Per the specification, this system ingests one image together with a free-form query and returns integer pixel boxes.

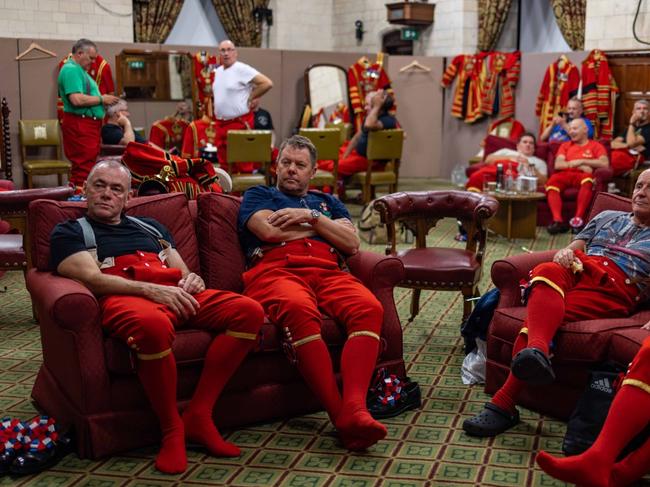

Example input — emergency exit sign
[401,27,419,41]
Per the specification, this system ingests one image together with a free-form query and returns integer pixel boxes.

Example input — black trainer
[547,221,570,235]
[462,403,520,437]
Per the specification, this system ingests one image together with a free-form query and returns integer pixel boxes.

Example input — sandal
[511,347,555,385]
[462,403,520,437]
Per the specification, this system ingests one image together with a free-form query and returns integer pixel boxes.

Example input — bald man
[212,40,273,173]
[545,118,609,234]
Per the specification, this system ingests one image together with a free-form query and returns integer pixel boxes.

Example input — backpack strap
[125,215,164,239]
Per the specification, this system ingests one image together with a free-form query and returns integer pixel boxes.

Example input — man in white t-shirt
[466,133,548,192]
[212,40,273,173]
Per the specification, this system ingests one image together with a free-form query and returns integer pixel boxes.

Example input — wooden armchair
[374,190,499,322]
[226,130,272,193]
[19,119,72,188]
[298,128,340,190]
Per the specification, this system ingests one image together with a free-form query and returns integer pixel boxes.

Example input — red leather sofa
[467,135,614,226]
[25,192,406,459]
[485,192,650,420]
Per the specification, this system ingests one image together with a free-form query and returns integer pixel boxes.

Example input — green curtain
[211,0,270,47]
[550,0,586,50]
[134,0,184,43]
[478,0,514,51]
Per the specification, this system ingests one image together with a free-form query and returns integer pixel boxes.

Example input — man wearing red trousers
[545,118,609,235]
[238,135,387,451]
[537,333,650,486]
[58,39,119,187]
[49,160,265,474]
[463,169,650,440]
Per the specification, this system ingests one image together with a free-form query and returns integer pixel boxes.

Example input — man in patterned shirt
[463,168,650,438]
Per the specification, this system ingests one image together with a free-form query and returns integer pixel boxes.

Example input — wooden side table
[487,191,546,239]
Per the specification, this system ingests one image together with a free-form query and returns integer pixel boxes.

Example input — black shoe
[9,435,73,476]
[547,221,570,235]
[511,347,556,385]
[462,403,520,437]
[367,381,422,419]
[0,449,17,475]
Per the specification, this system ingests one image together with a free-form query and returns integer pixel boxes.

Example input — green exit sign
[401,27,419,41]
[128,60,145,70]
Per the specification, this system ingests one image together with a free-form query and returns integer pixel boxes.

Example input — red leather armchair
[485,192,650,420]
[26,192,406,459]
[467,135,614,226]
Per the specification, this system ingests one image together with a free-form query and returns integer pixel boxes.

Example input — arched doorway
[382,29,413,55]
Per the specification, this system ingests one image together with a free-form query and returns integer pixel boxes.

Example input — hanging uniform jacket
[348,54,396,132]
[582,50,619,140]
[441,54,485,123]
[480,51,520,119]
[149,117,190,153]
[535,55,581,137]
[193,51,219,118]
[56,53,115,123]
[181,118,218,158]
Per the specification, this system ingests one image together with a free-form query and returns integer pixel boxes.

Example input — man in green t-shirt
[58,38,119,187]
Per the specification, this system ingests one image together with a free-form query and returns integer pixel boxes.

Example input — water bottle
[496,163,504,191]
[505,168,515,194]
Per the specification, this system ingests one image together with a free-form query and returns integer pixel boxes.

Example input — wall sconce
[355,20,365,41]
[253,7,273,26]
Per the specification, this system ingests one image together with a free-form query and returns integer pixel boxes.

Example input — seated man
[466,132,547,192]
[101,99,146,146]
[463,168,650,439]
[50,160,264,474]
[536,333,650,486]
[610,99,650,177]
[238,135,387,451]
[540,97,595,143]
[318,89,397,178]
[545,118,609,234]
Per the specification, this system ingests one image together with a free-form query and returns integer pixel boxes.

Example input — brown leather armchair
[26,192,406,459]
[374,190,499,322]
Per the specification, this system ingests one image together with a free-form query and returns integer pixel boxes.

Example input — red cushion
[608,325,650,367]
[29,193,199,272]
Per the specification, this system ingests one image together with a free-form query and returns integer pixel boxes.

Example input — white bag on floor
[460,338,487,385]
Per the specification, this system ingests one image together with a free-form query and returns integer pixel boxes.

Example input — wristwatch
[309,209,321,225]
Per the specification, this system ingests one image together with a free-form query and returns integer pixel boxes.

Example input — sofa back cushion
[483,134,550,163]
[29,192,200,273]
[196,192,246,293]
[586,192,631,222]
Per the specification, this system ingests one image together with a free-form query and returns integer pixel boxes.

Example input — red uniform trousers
[491,251,639,415]
[61,112,102,186]
[243,239,386,450]
[611,149,641,177]
[215,112,257,174]
[317,141,369,177]
[466,162,518,192]
[545,169,594,222]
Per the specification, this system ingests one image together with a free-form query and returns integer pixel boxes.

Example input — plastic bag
[460,338,487,385]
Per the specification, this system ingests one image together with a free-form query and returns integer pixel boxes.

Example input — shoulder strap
[76,217,99,264]
[125,215,164,239]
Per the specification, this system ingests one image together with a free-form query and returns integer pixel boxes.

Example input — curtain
[478,0,514,51]
[134,0,184,43]
[550,0,586,50]
[211,0,270,47]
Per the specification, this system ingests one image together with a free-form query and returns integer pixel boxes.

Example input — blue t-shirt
[238,185,351,259]
[548,116,594,142]
[356,114,398,157]
[576,210,650,290]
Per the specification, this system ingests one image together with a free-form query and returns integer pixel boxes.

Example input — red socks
[183,334,256,458]
[546,190,563,223]
[294,337,342,422]
[536,384,650,486]
[525,284,565,356]
[575,183,593,222]
[491,333,527,414]
[335,335,387,451]
[137,354,187,474]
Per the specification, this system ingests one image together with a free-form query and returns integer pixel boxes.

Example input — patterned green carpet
[0,202,630,487]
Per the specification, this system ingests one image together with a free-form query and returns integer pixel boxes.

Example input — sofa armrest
[26,270,111,413]
[593,166,614,192]
[491,250,556,308]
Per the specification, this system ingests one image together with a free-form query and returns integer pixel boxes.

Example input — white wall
[165,0,227,46]
[0,0,133,41]
[585,0,650,50]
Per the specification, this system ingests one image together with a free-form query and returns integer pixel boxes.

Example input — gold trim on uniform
[137,348,172,360]
[519,327,529,335]
[225,330,258,341]
[293,334,321,348]
[622,378,650,395]
[530,276,565,298]
[349,330,380,341]
[545,185,561,192]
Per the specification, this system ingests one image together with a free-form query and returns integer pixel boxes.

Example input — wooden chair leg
[27,173,33,189]
[57,173,63,185]
[409,288,422,322]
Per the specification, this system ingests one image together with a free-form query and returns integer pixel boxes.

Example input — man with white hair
[101,98,146,146]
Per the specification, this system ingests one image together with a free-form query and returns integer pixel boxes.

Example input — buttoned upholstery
[374,190,499,322]
[19,119,72,188]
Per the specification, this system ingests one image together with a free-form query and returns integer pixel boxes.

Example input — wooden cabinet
[607,51,650,135]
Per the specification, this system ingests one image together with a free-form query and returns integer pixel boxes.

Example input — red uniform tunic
[149,117,189,152]
[193,52,219,118]
[480,51,520,119]
[348,55,396,132]
[582,50,619,140]
[536,55,580,137]
[440,54,485,123]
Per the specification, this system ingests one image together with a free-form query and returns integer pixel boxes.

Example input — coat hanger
[399,59,431,73]
[15,42,57,61]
